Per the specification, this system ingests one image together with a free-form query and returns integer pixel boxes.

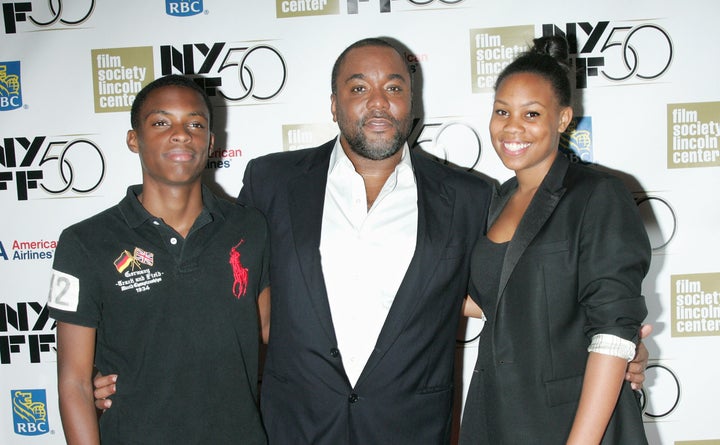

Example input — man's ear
[330,93,338,123]
[127,129,139,154]
[208,132,215,154]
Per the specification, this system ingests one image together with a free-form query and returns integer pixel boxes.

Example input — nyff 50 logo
[2,0,95,34]
[166,0,203,16]
[1,302,55,364]
[11,389,50,436]
[542,20,673,88]
[160,42,287,102]
[411,119,482,172]
[0,136,105,200]
[0,61,22,111]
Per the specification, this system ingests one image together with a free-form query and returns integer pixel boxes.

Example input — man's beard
[341,112,412,161]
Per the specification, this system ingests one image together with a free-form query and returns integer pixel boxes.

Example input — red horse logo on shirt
[229,240,249,298]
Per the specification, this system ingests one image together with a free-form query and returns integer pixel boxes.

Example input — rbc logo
[166,0,203,16]
[0,61,22,111]
[11,389,49,436]
[560,116,593,163]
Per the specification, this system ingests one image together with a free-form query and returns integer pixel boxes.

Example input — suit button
[348,393,359,403]
[330,348,340,358]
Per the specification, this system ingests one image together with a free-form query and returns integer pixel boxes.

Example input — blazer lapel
[356,153,454,386]
[496,154,570,301]
[287,142,337,344]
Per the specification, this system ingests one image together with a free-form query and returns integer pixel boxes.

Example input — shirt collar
[328,136,414,178]
[119,184,224,229]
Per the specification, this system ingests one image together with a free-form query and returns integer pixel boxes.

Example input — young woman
[460,36,650,444]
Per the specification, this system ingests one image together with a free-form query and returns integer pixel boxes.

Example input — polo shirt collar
[119,184,225,229]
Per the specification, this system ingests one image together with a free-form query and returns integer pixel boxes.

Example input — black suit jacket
[238,140,491,445]
[460,154,650,444]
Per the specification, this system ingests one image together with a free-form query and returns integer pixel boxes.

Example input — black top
[463,236,508,440]
[468,236,508,312]
[49,185,268,445]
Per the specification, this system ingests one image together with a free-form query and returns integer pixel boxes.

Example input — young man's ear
[127,129,139,154]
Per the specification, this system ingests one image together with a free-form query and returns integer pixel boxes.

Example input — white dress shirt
[320,139,418,386]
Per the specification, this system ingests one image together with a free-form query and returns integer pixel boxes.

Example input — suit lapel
[287,142,338,344]
[356,154,454,386]
[496,155,570,301]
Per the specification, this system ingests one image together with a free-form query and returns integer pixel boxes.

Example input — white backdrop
[1,1,719,443]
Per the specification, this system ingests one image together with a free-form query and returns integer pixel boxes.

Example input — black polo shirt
[49,185,268,444]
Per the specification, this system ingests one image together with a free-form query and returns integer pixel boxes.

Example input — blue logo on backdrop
[166,0,203,16]
[0,61,22,111]
[11,389,49,436]
[560,116,593,163]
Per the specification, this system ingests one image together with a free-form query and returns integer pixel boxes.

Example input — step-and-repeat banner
[1,1,718,443]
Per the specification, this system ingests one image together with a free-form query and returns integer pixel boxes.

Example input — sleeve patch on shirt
[48,269,80,312]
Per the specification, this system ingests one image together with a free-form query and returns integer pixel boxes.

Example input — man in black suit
[238,38,492,444]
[93,38,650,445]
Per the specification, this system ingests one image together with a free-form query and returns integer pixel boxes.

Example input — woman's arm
[56,321,100,445]
[568,176,651,443]
[566,352,627,445]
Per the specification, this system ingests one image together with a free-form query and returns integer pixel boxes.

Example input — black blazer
[460,154,650,444]
[238,139,491,445]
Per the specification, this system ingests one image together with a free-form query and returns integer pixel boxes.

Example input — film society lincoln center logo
[667,102,720,169]
[92,47,154,113]
[672,272,720,337]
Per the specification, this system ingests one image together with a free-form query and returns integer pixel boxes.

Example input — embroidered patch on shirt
[113,247,164,294]
[114,249,141,273]
[229,240,249,298]
[133,247,154,267]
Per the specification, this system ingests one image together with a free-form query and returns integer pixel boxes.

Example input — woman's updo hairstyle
[495,36,573,107]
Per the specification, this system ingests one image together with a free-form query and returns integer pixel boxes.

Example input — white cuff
[588,333,636,362]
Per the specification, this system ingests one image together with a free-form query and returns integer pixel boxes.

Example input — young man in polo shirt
[48,75,269,445]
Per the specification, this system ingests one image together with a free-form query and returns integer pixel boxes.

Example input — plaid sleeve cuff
[588,333,636,361]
